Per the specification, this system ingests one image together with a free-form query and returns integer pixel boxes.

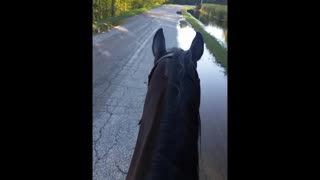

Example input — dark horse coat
[126,28,204,180]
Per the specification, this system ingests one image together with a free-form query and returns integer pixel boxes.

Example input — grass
[199,3,227,27]
[93,4,162,34]
[181,7,227,72]
[200,3,227,21]
[162,3,177,6]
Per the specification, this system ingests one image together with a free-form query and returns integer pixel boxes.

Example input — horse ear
[152,28,166,62]
[189,32,204,63]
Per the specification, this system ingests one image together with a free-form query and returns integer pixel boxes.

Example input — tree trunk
[111,0,115,17]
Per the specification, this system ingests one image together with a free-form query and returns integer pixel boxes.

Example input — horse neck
[147,82,200,180]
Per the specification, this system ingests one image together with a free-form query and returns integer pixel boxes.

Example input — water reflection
[188,8,227,47]
[178,19,227,75]
[179,20,188,28]
[204,25,226,46]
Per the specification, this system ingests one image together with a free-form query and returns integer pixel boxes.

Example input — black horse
[126,28,204,180]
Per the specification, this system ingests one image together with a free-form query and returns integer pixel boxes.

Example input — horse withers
[126,28,204,180]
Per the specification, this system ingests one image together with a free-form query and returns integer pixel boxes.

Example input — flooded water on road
[188,7,227,48]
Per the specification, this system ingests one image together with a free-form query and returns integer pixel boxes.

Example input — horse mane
[146,48,201,180]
